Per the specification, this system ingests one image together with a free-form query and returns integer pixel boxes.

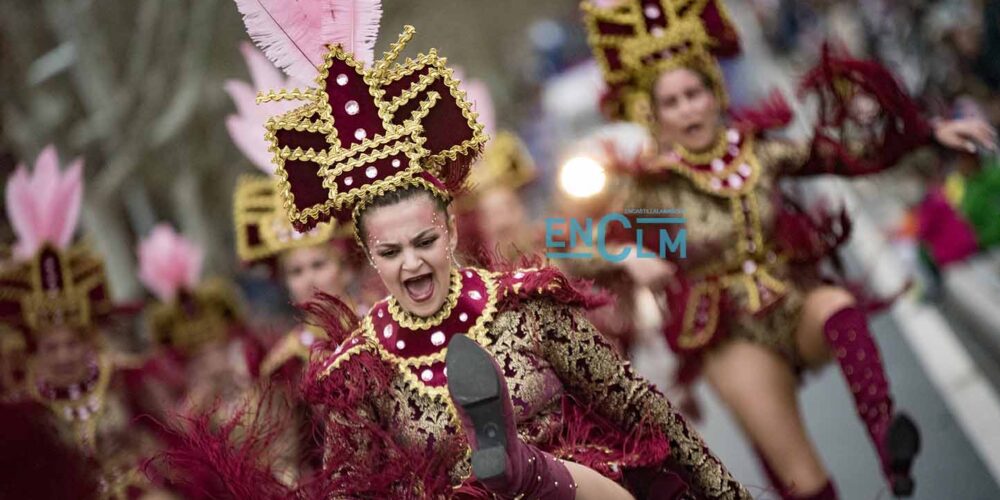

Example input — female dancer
[0,146,162,498]
[137,224,259,414]
[225,43,375,381]
[581,0,997,498]
[256,20,750,498]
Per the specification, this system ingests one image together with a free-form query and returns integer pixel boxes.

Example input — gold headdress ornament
[144,278,243,355]
[226,44,343,264]
[0,244,113,336]
[259,25,487,234]
[233,175,342,263]
[581,0,741,126]
[0,146,114,338]
[137,225,244,355]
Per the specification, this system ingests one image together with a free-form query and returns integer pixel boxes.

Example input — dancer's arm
[531,300,750,499]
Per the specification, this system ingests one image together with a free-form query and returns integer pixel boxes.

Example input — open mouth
[683,122,704,136]
[402,272,435,303]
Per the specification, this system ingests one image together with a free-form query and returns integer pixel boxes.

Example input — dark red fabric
[795,45,933,177]
[321,57,387,147]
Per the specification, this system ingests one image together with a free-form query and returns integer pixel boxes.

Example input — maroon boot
[446,334,576,499]
[824,306,920,496]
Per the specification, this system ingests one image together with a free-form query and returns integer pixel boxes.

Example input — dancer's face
[33,326,94,387]
[653,67,721,151]
[281,244,346,305]
[363,193,457,317]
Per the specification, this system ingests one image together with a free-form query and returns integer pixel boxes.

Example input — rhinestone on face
[378,309,384,318]
[396,340,406,350]
[651,27,665,37]
[644,5,660,18]
[383,325,393,338]
[738,163,753,177]
[465,271,473,278]
[711,158,725,172]
[513,271,525,279]
[468,290,482,300]
[344,177,354,186]
[391,158,401,168]
[727,129,740,143]
[354,128,367,141]
[345,100,360,115]
[459,312,469,322]
[742,260,757,274]
[336,74,349,86]
[431,331,446,346]
[366,166,377,178]
[421,369,433,382]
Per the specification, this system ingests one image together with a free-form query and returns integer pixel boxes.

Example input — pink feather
[323,0,382,66]
[233,0,336,83]
[4,145,83,258]
[462,78,496,138]
[138,224,204,303]
[225,43,303,174]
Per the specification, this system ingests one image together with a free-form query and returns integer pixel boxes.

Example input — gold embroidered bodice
[619,130,810,349]
[28,354,156,498]
[318,268,749,498]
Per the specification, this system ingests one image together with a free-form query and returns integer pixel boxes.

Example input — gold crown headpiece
[145,278,243,355]
[0,244,113,336]
[582,0,741,126]
[233,175,347,263]
[260,26,487,233]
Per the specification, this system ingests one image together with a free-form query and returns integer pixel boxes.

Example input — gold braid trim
[677,280,722,350]
[366,268,499,402]
[371,50,486,169]
[232,175,335,263]
[659,133,762,197]
[386,268,463,330]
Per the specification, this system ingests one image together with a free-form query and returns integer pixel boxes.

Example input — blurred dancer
[160,5,749,496]
[0,146,164,498]
[580,1,997,498]
[225,43,376,383]
[136,224,260,415]
[455,77,542,265]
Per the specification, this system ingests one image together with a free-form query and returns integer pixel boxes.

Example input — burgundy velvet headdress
[581,0,741,125]
[259,25,487,232]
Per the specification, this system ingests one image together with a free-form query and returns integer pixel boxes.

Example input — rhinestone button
[336,74,349,86]
[431,331,446,346]
[354,128,367,141]
[345,100,359,115]
[366,166,377,178]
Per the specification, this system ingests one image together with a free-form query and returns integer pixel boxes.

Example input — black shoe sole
[887,413,921,497]
[446,334,509,482]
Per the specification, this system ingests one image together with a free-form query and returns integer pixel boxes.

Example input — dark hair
[354,186,451,247]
